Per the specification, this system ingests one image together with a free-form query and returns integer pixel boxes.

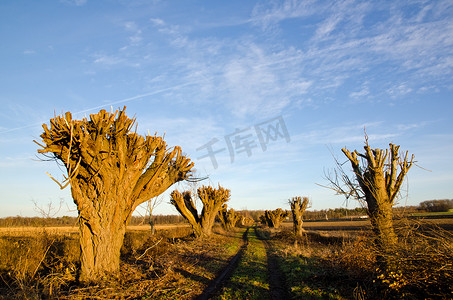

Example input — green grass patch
[221,228,246,256]
[278,255,346,300]
[215,227,270,300]
[411,211,453,217]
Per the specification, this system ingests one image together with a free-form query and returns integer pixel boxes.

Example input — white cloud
[150,18,165,26]
[60,0,87,6]
[124,21,142,45]
[87,0,453,119]
[137,115,225,151]
[315,15,341,39]
[247,0,453,101]
[93,54,123,65]
[222,48,287,117]
[387,83,413,98]
[293,122,394,146]
[251,0,323,30]
[350,85,370,99]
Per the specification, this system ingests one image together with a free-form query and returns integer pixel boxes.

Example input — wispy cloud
[83,0,453,121]
[60,0,87,6]
[123,21,143,45]
[248,0,453,99]
[93,54,123,66]
[250,0,324,30]
[349,85,370,100]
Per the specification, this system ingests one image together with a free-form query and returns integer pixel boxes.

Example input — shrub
[331,220,453,299]
[419,199,453,212]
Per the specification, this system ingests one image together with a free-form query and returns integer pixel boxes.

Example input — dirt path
[196,228,250,300]
[255,227,290,300]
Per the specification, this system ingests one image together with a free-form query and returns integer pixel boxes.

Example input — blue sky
[0,0,452,218]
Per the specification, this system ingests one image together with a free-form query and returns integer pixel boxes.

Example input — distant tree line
[418,199,453,212]
[0,214,187,227]
[129,215,188,226]
[237,207,369,222]
[0,216,77,227]
[1,199,451,228]
[303,207,368,220]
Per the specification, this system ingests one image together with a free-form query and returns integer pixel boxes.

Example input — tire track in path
[255,227,290,300]
[196,228,249,300]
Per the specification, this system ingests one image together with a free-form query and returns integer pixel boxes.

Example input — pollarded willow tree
[326,137,414,253]
[289,196,311,237]
[264,208,289,229]
[218,204,242,231]
[170,185,230,237]
[35,107,193,282]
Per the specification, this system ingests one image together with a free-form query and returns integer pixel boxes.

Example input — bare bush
[331,221,453,299]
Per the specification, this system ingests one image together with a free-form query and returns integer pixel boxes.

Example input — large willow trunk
[264,208,288,229]
[35,107,193,282]
[170,190,203,237]
[342,142,413,268]
[170,185,230,237]
[219,205,242,231]
[78,215,127,279]
[71,181,133,280]
[199,186,231,236]
[362,170,398,250]
[289,196,310,237]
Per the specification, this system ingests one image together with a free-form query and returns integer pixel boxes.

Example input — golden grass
[0,224,243,299]
[1,219,451,299]
[0,223,190,236]
[281,217,453,231]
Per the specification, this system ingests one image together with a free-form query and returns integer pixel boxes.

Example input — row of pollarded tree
[35,107,249,282]
[260,137,414,272]
[260,196,310,237]
[36,106,414,281]
[169,185,252,237]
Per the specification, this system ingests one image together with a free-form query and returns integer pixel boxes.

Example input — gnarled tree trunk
[264,208,289,229]
[341,141,414,268]
[219,205,242,230]
[35,107,193,282]
[170,185,230,237]
[170,190,203,237]
[289,196,310,237]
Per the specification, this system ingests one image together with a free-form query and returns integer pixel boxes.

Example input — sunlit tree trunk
[171,185,230,237]
[219,205,242,230]
[170,190,203,237]
[264,208,289,229]
[36,108,193,282]
[289,196,310,237]
[341,142,414,267]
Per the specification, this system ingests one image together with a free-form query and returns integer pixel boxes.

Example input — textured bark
[289,196,310,237]
[242,216,254,227]
[170,190,202,237]
[199,185,231,236]
[35,107,193,282]
[218,205,242,230]
[342,142,414,257]
[170,185,230,237]
[264,208,289,229]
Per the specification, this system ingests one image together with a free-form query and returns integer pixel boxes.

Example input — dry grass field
[0,224,190,236]
[0,217,451,299]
